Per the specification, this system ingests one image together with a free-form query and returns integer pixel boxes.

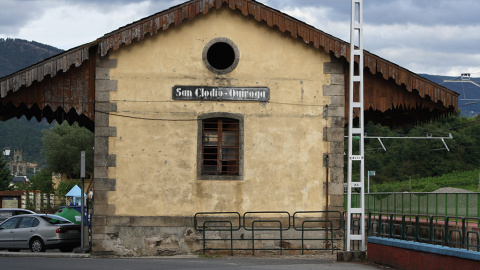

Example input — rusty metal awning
[0,0,459,130]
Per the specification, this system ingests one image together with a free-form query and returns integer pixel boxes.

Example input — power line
[110,99,325,107]
[444,73,480,88]
[95,110,198,122]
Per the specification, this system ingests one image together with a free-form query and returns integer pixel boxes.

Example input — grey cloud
[265,0,480,26]
[65,0,148,7]
[364,27,480,56]
[0,0,149,36]
[146,0,185,15]
[63,0,183,14]
[363,0,480,26]
[0,0,46,35]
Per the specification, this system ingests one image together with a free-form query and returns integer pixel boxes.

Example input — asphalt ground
[0,251,389,269]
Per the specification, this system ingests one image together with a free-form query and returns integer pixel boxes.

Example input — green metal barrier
[346,192,480,218]
[367,212,480,252]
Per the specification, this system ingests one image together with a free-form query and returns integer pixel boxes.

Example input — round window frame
[202,37,240,75]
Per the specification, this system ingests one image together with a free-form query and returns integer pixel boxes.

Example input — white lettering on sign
[194,88,225,98]
[175,88,193,97]
[229,89,266,99]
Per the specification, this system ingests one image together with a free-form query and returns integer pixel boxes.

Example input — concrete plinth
[336,251,367,262]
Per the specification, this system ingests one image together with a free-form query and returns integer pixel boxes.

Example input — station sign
[173,86,269,102]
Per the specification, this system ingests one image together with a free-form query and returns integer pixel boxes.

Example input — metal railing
[346,192,480,218]
[194,211,343,255]
[344,213,364,251]
[368,212,480,252]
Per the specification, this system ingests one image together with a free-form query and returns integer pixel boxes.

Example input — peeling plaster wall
[92,7,344,256]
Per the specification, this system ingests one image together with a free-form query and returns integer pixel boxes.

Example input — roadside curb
[0,251,90,258]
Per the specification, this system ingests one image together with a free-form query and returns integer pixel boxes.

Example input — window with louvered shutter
[201,118,239,175]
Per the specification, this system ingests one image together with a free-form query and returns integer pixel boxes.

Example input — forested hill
[0,116,50,167]
[0,38,63,166]
[0,38,63,77]
[0,38,479,186]
[420,74,480,117]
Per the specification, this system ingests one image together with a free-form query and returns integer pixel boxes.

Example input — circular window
[203,38,239,75]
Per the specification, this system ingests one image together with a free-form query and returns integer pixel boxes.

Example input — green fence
[345,193,480,218]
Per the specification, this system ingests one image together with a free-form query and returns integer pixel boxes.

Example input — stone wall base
[92,216,200,256]
[91,216,344,257]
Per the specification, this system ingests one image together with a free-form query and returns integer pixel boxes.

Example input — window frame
[0,217,21,229]
[197,113,244,180]
[18,217,37,228]
[202,37,240,75]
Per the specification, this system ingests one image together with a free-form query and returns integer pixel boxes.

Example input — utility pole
[444,73,480,104]
[80,151,86,251]
[368,171,375,193]
[444,73,480,88]
[346,0,365,251]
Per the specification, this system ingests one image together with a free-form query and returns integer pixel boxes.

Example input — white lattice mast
[346,0,365,251]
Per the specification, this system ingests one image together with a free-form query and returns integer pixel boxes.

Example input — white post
[347,0,365,251]
[368,173,370,194]
[80,151,85,250]
[368,171,375,194]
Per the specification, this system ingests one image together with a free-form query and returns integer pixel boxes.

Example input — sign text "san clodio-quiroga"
[172,86,270,102]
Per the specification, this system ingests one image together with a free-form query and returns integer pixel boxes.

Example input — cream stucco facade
[92,7,345,256]
[0,0,458,259]
[108,8,334,216]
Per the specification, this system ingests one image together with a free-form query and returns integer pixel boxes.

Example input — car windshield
[40,215,72,224]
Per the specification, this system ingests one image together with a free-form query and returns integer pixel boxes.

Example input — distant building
[7,149,38,176]
[9,175,28,188]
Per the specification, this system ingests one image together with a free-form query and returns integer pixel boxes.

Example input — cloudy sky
[1,0,479,77]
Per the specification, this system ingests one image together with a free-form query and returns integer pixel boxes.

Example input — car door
[13,217,39,249]
[0,217,21,249]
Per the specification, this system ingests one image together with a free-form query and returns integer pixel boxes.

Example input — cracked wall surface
[91,8,345,256]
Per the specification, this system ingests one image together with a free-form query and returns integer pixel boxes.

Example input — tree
[29,169,54,193]
[359,113,480,189]
[0,156,12,190]
[56,179,81,206]
[42,122,94,179]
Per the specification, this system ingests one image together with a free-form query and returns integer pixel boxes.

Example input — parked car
[0,208,36,222]
[0,214,81,252]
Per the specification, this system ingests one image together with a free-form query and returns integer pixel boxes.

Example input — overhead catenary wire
[344,133,453,152]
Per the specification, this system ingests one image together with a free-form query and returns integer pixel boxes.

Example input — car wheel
[30,238,46,252]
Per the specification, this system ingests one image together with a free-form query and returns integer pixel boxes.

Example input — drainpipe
[325,153,330,249]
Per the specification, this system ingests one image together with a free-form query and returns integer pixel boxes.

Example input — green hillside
[0,116,51,167]
[0,38,63,167]
[371,169,480,193]
[0,38,63,77]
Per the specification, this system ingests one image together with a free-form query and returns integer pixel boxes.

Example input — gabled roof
[66,185,86,198]
[0,190,24,196]
[11,176,28,184]
[0,0,458,114]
